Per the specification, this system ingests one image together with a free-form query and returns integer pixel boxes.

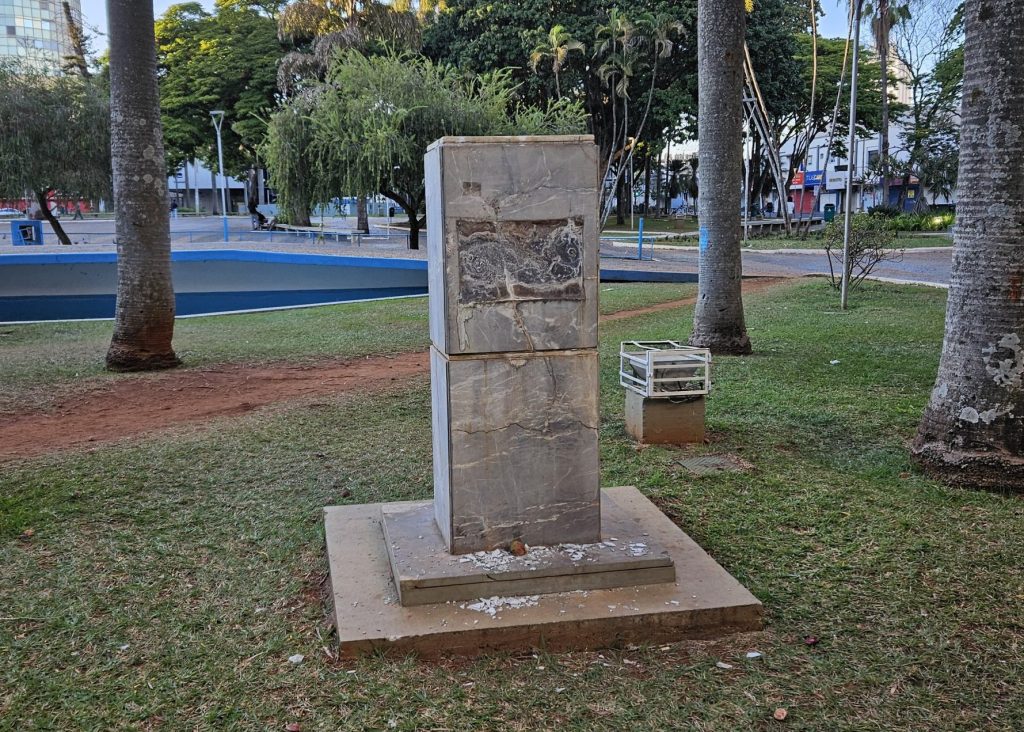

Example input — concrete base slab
[325,486,762,657]
[381,490,675,606]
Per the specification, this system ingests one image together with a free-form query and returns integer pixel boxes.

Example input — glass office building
[0,0,81,70]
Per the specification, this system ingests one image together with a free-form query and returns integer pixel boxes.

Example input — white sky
[79,1,851,50]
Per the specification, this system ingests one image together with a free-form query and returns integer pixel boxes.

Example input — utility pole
[841,0,863,310]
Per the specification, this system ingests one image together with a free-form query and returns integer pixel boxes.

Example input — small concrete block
[325,487,763,657]
[425,136,600,355]
[432,346,600,554]
[382,490,675,606]
[625,391,706,444]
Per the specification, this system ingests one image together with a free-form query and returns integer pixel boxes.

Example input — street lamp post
[840,0,864,310]
[210,110,229,243]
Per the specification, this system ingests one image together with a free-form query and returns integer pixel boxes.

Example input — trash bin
[11,220,44,246]
[823,203,836,223]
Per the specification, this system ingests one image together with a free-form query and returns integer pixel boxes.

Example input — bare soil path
[0,278,788,461]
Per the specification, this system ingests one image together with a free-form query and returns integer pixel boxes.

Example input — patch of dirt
[0,353,429,461]
[1,277,791,461]
[601,277,789,322]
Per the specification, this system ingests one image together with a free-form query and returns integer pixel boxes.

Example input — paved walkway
[2,215,953,287]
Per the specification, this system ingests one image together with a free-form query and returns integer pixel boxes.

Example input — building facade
[0,0,81,69]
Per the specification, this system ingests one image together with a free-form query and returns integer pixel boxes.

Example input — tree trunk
[879,0,890,208]
[356,195,369,233]
[104,0,179,372]
[911,0,1024,490]
[408,214,421,250]
[689,0,751,355]
[35,189,72,246]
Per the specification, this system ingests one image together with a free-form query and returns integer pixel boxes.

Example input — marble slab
[431,346,600,554]
[425,136,600,355]
[382,489,675,606]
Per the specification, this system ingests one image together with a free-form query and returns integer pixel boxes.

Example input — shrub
[822,214,904,290]
[868,204,903,219]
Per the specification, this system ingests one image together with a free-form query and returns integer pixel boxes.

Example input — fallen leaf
[509,539,528,556]
[288,654,304,664]
[773,708,788,721]
[339,488,353,499]
[746,651,762,659]
[803,635,819,646]
[285,724,301,732]
[715,661,734,670]
[19,528,34,541]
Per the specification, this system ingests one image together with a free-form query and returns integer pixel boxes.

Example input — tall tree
[290,50,585,249]
[424,0,697,228]
[156,2,285,176]
[912,0,1023,489]
[261,91,316,226]
[105,0,179,371]
[0,64,110,247]
[890,0,962,210]
[865,0,911,206]
[277,0,421,233]
[689,0,751,354]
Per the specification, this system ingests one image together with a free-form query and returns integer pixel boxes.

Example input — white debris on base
[452,536,649,571]
[460,595,541,617]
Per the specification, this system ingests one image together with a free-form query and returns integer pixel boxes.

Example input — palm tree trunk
[689,0,751,355]
[912,0,1024,490]
[104,0,179,372]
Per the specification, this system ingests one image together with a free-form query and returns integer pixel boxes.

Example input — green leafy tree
[276,0,423,231]
[261,91,316,225]
[424,0,697,226]
[156,1,285,176]
[286,50,586,249]
[890,0,963,210]
[0,63,110,247]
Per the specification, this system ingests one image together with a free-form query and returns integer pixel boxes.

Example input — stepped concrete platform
[325,486,762,657]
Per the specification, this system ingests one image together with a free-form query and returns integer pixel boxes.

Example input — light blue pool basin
[0,249,696,323]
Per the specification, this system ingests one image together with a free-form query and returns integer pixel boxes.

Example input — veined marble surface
[426,137,599,355]
[431,347,600,554]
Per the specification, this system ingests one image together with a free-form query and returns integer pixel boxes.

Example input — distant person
[170,200,178,219]
[764,201,774,217]
[72,202,84,220]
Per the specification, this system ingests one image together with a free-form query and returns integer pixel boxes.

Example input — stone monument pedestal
[323,136,760,656]
[624,392,707,445]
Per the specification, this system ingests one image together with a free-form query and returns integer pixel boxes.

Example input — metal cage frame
[619,341,711,398]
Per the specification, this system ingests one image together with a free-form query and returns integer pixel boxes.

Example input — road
[602,242,953,287]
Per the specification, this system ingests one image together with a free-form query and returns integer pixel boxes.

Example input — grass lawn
[0,283,695,415]
[3,281,1023,730]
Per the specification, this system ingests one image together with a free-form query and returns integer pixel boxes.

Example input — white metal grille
[619,341,711,398]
